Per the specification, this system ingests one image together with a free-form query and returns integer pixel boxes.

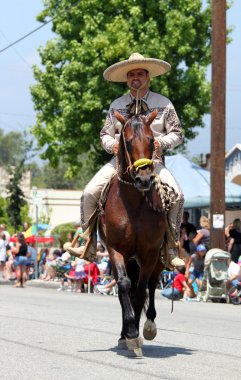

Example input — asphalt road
[0,285,241,380]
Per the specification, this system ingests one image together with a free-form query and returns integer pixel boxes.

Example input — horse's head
[115,110,158,192]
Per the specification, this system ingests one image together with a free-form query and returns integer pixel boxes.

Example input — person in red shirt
[161,266,189,300]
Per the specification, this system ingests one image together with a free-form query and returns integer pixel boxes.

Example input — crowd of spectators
[1,214,241,301]
[162,214,241,302]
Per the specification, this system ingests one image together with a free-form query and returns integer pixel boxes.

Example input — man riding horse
[67,52,185,268]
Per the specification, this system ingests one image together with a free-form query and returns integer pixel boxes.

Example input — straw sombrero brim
[103,57,171,82]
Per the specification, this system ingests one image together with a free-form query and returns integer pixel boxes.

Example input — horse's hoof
[126,336,143,357]
[128,347,143,358]
[143,319,157,340]
[118,338,127,349]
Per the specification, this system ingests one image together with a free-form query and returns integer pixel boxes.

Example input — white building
[225,144,241,186]
[0,166,81,228]
[28,188,82,228]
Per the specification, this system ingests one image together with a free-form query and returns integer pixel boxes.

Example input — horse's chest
[105,192,164,238]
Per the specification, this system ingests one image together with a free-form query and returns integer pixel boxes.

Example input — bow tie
[126,99,149,116]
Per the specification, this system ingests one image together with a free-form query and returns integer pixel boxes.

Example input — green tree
[51,222,76,248]
[0,197,10,226]
[6,137,35,231]
[30,0,225,181]
[6,162,27,231]
[0,129,28,167]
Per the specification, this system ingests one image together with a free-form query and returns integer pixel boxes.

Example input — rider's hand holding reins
[112,143,119,155]
[154,140,160,151]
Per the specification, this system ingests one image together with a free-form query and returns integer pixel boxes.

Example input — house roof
[225,144,241,158]
[165,154,241,209]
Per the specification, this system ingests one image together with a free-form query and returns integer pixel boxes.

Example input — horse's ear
[114,111,126,126]
[147,109,158,126]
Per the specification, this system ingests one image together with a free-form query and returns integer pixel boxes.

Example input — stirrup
[170,256,185,267]
[169,248,185,268]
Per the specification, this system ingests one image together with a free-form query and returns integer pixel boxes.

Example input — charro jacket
[100,90,183,158]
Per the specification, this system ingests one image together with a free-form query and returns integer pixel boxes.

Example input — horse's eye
[125,139,133,150]
[148,137,154,144]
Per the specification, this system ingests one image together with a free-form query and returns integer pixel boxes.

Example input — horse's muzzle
[134,168,155,192]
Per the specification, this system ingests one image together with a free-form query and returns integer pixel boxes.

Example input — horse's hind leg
[143,263,162,340]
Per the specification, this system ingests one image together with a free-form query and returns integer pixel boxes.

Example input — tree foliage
[51,222,76,248]
[0,129,28,167]
[31,0,213,180]
[6,161,27,231]
[5,136,34,231]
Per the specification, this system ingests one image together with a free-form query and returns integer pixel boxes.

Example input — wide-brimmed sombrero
[103,52,171,82]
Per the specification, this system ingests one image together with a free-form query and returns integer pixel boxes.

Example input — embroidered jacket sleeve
[100,96,128,154]
[100,108,117,154]
[100,92,183,154]
[154,101,183,151]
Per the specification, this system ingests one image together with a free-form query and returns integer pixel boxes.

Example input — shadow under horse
[99,110,167,357]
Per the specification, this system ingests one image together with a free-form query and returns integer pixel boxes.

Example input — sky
[0,0,240,162]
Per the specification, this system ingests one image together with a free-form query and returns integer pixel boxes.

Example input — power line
[0,0,81,55]
[0,29,32,69]
[0,17,55,54]
[0,112,35,118]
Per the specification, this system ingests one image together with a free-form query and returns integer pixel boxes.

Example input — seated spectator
[42,249,61,281]
[84,261,100,292]
[55,252,74,291]
[96,278,117,295]
[161,266,189,300]
[228,255,241,288]
[187,244,207,298]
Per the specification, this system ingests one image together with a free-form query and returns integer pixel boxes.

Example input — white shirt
[228,261,241,281]
[0,239,6,261]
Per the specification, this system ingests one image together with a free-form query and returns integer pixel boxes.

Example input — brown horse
[99,110,167,357]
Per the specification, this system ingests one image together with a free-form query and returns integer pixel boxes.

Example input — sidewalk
[0,278,61,289]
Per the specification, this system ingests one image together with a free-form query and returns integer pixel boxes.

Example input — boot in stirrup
[169,248,185,268]
[66,234,97,262]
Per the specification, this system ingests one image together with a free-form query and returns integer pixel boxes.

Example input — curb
[0,279,61,289]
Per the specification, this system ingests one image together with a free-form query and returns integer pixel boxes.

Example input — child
[187,244,207,297]
[161,266,189,300]
[73,257,86,293]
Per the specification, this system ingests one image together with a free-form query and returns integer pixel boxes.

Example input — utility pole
[210,0,226,249]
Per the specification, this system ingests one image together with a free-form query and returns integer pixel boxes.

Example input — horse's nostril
[135,177,152,191]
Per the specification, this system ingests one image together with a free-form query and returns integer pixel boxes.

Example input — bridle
[116,115,154,185]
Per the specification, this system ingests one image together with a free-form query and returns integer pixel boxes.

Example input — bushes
[51,222,76,248]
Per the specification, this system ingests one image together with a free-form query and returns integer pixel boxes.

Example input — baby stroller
[201,248,230,302]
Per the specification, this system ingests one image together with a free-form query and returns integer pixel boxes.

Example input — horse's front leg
[108,249,143,356]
